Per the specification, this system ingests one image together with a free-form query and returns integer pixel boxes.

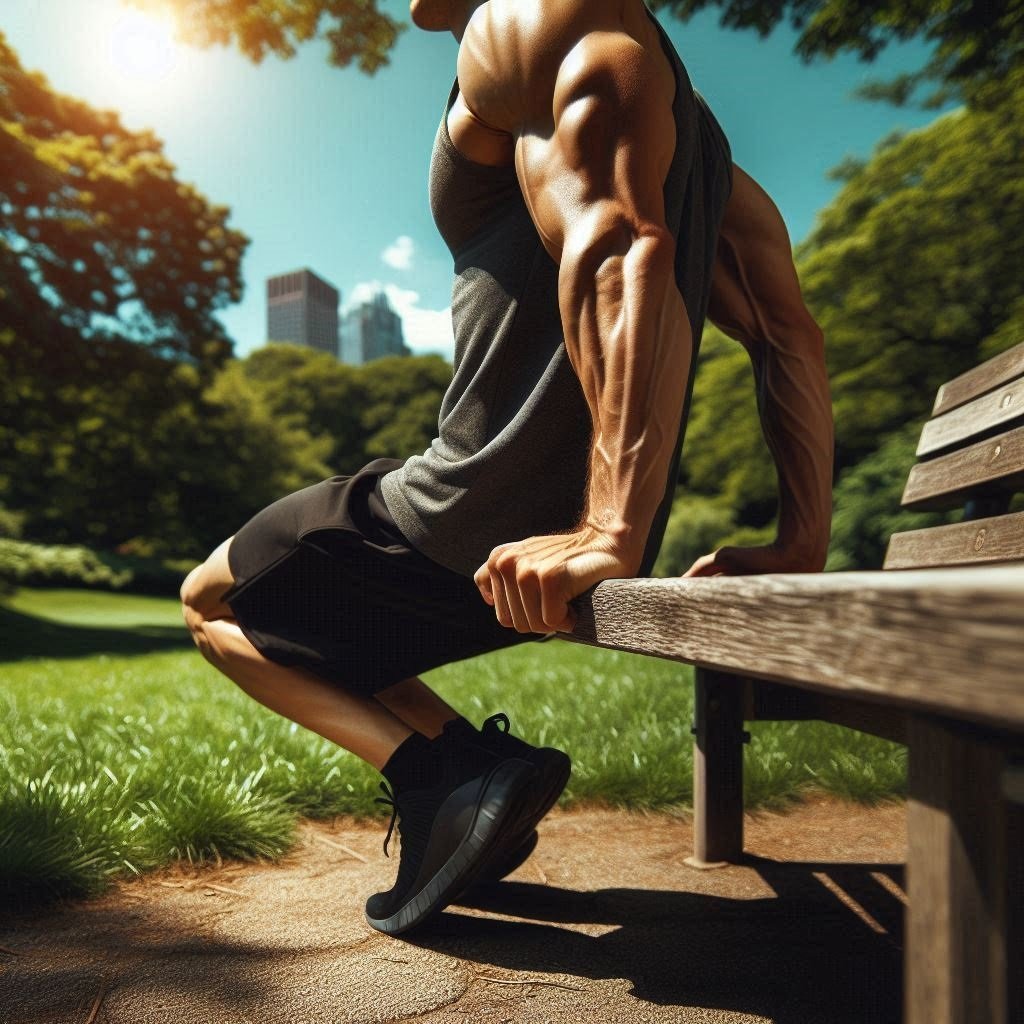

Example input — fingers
[473,561,494,605]
[477,542,573,634]
[682,549,729,577]
[540,580,575,632]
[682,552,718,577]
[487,569,520,630]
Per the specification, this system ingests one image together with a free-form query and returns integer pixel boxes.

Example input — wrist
[582,511,645,575]
[771,536,829,571]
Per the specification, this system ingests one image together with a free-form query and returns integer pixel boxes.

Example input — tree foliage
[127,0,406,74]
[0,32,245,369]
[125,0,1024,111]
[239,343,452,467]
[797,65,1024,466]
[648,0,1024,110]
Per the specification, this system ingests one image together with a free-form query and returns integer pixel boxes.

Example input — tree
[127,0,1022,110]
[797,66,1024,468]
[127,0,405,74]
[241,344,366,469]
[648,0,1023,111]
[161,361,333,555]
[355,353,453,462]
[238,344,453,469]
[0,30,246,369]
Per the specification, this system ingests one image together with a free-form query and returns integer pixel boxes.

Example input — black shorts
[221,458,545,696]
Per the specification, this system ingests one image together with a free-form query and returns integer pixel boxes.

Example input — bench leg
[687,667,745,868]
[906,715,1021,1024]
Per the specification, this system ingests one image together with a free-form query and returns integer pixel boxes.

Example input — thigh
[707,161,822,351]
[226,530,537,695]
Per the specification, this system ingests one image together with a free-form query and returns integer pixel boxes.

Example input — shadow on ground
[416,857,906,1024]
[0,805,907,1023]
[0,603,190,661]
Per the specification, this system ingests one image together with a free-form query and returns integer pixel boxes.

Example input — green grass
[0,586,907,903]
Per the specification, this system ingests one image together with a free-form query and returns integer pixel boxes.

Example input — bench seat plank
[566,565,1024,733]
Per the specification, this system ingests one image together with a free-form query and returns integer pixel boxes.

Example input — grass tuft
[1,587,909,903]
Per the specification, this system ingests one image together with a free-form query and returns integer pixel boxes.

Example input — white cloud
[380,235,415,271]
[343,280,454,362]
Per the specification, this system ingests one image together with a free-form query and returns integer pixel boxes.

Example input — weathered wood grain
[901,424,1024,510]
[917,372,1024,456]
[906,716,1015,1024]
[690,669,745,865]
[565,565,1024,733]
[884,511,1024,569]
[933,340,1024,417]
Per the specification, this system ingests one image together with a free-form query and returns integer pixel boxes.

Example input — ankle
[380,732,443,793]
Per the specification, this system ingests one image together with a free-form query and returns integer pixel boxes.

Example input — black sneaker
[453,713,571,885]
[365,743,539,935]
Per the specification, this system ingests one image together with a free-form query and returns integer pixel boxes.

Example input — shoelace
[374,781,399,858]
[482,711,511,735]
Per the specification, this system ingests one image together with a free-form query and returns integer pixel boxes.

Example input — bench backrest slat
[882,340,1024,572]
[917,369,1024,457]
[901,423,1024,511]
[933,341,1024,417]
[883,509,1024,569]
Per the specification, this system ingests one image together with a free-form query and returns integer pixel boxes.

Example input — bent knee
[182,608,223,666]
[180,564,202,607]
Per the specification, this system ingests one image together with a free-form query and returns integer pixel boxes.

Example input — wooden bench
[565,339,1024,1024]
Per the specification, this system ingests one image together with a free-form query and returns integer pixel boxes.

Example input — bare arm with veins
[472,30,691,634]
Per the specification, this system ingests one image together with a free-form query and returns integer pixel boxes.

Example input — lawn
[0,587,907,903]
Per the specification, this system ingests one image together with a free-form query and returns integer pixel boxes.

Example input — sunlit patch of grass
[1,588,908,902]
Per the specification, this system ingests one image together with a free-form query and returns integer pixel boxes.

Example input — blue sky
[4,0,957,360]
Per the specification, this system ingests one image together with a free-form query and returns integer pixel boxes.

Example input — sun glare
[106,9,179,84]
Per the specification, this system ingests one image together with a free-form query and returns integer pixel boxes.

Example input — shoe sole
[471,748,571,886]
[364,757,538,936]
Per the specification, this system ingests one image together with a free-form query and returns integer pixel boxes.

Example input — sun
[106,9,179,83]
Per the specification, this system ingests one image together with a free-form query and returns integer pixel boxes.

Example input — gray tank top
[380,3,733,579]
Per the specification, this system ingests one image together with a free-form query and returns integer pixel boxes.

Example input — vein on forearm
[560,227,692,563]
[747,332,834,554]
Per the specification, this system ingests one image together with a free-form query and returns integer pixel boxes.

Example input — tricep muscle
[516,30,677,263]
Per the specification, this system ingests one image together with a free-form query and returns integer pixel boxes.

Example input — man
[180,0,834,936]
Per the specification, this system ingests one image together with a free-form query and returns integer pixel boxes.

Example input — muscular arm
[559,211,689,574]
[526,33,689,574]
[697,189,835,576]
[472,28,693,630]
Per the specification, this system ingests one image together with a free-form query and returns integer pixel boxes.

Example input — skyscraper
[339,290,410,365]
[266,268,339,355]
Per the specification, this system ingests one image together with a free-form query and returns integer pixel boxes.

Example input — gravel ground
[0,797,907,1024]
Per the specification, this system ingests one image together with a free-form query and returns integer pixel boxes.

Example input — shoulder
[457,0,664,133]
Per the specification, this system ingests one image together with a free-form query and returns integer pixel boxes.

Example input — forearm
[748,331,835,563]
[560,228,692,572]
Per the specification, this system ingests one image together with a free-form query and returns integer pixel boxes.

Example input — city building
[339,290,409,365]
[266,268,339,355]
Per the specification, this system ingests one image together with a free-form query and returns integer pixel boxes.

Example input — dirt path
[0,798,907,1024]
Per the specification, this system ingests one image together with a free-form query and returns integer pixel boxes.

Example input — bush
[652,494,737,576]
[0,539,194,596]
[0,504,25,540]
[825,422,957,570]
